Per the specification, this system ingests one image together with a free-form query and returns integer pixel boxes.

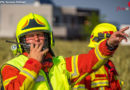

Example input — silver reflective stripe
[73,85,86,90]
[95,46,107,60]
[21,70,35,79]
[92,81,109,86]
[71,55,78,77]
[35,75,45,82]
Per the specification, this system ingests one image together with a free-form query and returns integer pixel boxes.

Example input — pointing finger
[120,27,129,32]
[117,31,129,37]
[122,33,129,37]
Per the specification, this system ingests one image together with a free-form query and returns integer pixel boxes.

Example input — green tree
[81,12,100,40]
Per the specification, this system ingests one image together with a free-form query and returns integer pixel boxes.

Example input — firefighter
[84,23,123,90]
[0,13,129,90]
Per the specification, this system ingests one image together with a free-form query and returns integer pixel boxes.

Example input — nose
[34,34,40,41]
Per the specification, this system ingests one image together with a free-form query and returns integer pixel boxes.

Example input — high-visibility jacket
[1,55,71,90]
[85,60,123,90]
[1,39,116,90]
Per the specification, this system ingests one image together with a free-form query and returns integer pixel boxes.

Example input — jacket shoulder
[5,55,28,70]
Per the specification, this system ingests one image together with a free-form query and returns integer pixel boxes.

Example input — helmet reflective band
[88,23,117,48]
[22,19,45,30]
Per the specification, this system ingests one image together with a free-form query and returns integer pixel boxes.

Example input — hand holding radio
[28,43,49,62]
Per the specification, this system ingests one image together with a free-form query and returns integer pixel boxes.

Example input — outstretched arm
[66,27,129,86]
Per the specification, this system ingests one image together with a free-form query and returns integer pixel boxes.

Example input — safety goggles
[93,31,114,42]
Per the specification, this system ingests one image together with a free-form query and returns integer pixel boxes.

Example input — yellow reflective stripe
[73,84,87,90]
[94,39,111,61]
[91,66,108,81]
[95,45,110,61]
[95,46,104,60]
[71,55,80,79]
[93,40,111,70]
[94,77,107,80]
[20,68,37,80]
[72,72,89,87]
[19,68,37,89]
[99,87,105,90]
[91,80,109,88]
[3,76,17,86]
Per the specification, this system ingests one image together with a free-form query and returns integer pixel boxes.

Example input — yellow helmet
[88,23,117,48]
[16,13,54,53]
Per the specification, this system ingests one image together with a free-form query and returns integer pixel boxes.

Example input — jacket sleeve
[1,58,42,90]
[65,39,117,83]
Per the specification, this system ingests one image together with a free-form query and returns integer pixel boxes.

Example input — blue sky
[52,0,130,25]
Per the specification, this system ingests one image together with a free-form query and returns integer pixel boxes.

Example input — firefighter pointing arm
[65,24,129,89]
[83,23,128,90]
[0,13,129,90]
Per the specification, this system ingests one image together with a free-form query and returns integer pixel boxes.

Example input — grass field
[0,38,130,89]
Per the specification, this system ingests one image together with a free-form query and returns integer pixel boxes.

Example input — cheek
[40,39,44,44]
[39,37,45,43]
[26,39,34,43]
